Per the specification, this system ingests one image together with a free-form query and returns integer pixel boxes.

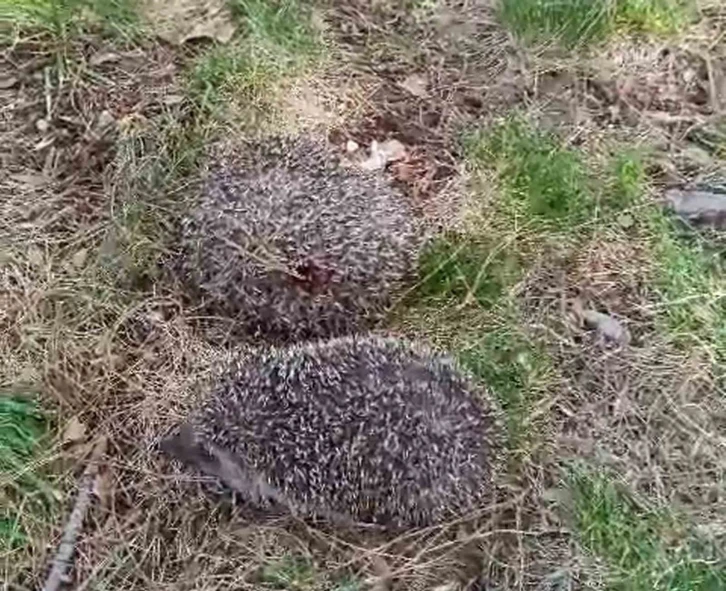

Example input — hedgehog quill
[179,136,423,342]
[162,336,502,528]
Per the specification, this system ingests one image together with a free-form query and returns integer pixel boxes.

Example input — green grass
[499,0,693,47]
[569,467,726,590]
[465,118,593,229]
[604,149,648,211]
[260,555,361,590]
[1,0,140,41]
[188,0,320,116]
[594,145,726,358]
[417,233,523,308]
[0,394,55,553]
[649,212,726,358]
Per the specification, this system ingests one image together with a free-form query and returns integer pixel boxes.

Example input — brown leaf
[63,416,87,444]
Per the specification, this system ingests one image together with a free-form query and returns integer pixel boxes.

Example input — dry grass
[2,0,726,589]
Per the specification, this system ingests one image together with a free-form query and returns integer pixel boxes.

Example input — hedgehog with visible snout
[161,336,502,528]
[179,136,423,342]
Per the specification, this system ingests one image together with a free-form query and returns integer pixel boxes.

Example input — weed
[614,0,693,35]
[458,324,552,450]
[465,118,593,228]
[569,467,726,590]
[261,555,317,590]
[499,0,692,47]
[604,149,648,210]
[499,0,613,47]
[0,395,54,552]
[230,0,318,55]
[417,234,522,308]
[188,44,279,116]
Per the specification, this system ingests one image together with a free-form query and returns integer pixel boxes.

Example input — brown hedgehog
[179,136,422,342]
[162,336,502,528]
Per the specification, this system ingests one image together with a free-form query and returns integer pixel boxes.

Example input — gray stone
[583,310,630,345]
[665,188,726,228]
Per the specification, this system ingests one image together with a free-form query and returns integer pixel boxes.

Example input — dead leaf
[141,0,237,45]
[63,416,87,444]
[399,73,428,97]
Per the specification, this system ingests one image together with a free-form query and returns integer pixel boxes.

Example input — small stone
[71,248,88,269]
[345,139,359,153]
[96,110,116,132]
[665,188,726,228]
[62,416,87,444]
[617,212,634,229]
[583,310,630,345]
[36,119,49,133]
[399,73,428,97]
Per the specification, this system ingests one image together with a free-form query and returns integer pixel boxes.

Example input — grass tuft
[499,0,693,47]
[649,212,726,358]
[2,0,141,41]
[605,149,648,210]
[188,0,320,118]
[417,234,522,308]
[465,118,593,228]
[0,394,54,552]
[569,467,726,590]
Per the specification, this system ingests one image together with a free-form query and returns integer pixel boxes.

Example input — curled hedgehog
[162,336,502,528]
[179,136,423,342]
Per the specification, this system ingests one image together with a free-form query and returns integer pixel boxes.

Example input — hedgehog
[161,335,502,528]
[179,136,423,342]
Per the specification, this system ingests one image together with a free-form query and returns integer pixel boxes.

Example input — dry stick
[42,437,107,591]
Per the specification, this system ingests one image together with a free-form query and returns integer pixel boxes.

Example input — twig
[42,437,107,591]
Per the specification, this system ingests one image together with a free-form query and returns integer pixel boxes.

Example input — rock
[665,188,726,228]
[583,310,630,345]
[95,110,117,137]
[62,416,87,444]
[399,73,428,97]
[346,139,359,153]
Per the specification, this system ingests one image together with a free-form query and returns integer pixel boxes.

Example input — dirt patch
[1,40,181,240]
[323,0,521,215]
